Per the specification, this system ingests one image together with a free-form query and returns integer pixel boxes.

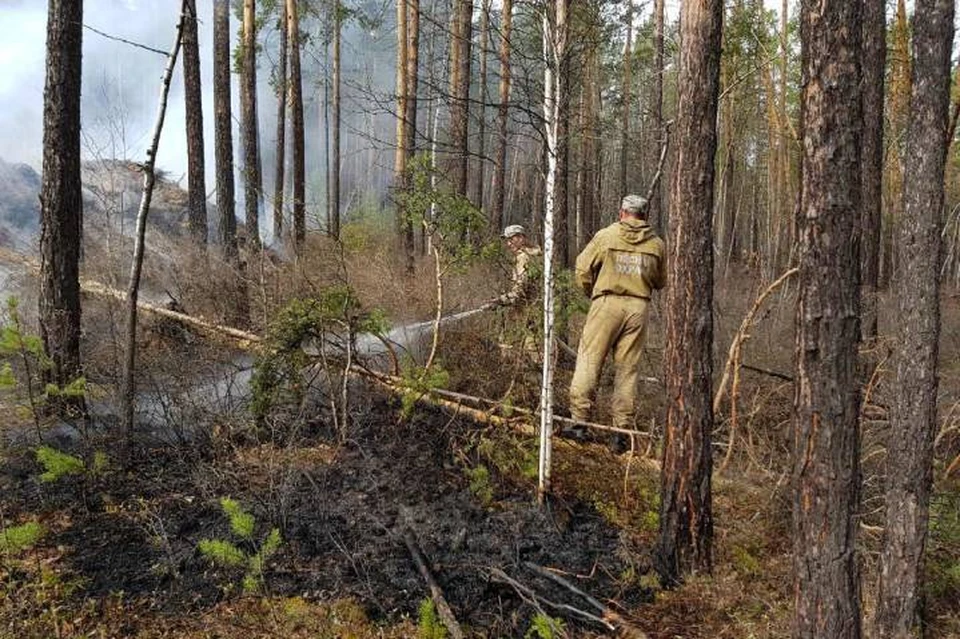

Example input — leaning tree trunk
[490,0,513,234]
[241,0,262,250]
[273,0,288,245]
[182,0,207,246]
[793,0,863,636]
[288,0,305,251]
[121,6,185,449]
[39,0,85,418]
[655,0,721,588]
[876,0,955,635]
[860,0,885,341]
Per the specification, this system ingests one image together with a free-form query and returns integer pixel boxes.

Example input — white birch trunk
[121,4,186,446]
[538,1,562,503]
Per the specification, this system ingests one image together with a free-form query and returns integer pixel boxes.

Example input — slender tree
[182,0,207,245]
[288,0,305,251]
[330,1,342,239]
[213,0,237,259]
[474,0,491,211]
[394,0,412,269]
[655,0,722,587]
[241,0,262,250]
[617,1,633,199]
[273,0,288,244]
[876,0,955,634]
[490,0,513,233]
[39,0,85,417]
[860,0,885,341]
[792,0,863,635]
[553,0,569,266]
[649,0,665,230]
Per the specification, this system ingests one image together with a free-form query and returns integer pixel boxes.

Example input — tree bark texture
[213,0,237,259]
[490,0,512,234]
[860,0,885,341]
[404,0,419,265]
[182,0,207,245]
[273,0,288,244]
[876,0,955,635]
[655,0,722,588]
[448,0,473,198]
[793,0,863,636]
[287,0,305,251]
[241,0,262,250]
[618,1,633,199]
[553,0,569,267]
[39,0,85,416]
[649,0,665,230]
[474,0,490,211]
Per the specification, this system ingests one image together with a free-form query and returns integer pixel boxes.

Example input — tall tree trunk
[273,0,288,245]
[876,0,955,634]
[553,0,569,267]
[576,31,598,252]
[882,0,911,288]
[182,0,207,245]
[490,0,513,233]
[121,6,185,449]
[330,2,342,239]
[404,0,420,262]
[214,0,237,259]
[860,0,885,341]
[655,0,722,587]
[474,0,490,210]
[793,0,863,635]
[618,1,633,199]
[649,0,665,230]
[394,0,412,271]
[241,0,262,250]
[449,0,473,198]
[287,0,305,251]
[39,0,85,417]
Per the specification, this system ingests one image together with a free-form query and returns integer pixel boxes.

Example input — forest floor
[1,245,959,638]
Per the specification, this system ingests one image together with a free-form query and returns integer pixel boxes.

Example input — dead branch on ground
[400,526,465,639]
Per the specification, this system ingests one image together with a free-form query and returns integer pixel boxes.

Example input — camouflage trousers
[568,294,650,429]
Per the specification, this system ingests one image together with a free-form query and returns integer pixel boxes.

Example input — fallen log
[400,526,465,639]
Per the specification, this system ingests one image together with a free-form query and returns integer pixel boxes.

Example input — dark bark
[655,0,721,587]
[649,0,665,230]
[288,0,305,251]
[449,0,473,199]
[474,0,490,211]
[553,0,569,267]
[860,0,885,341]
[273,0,288,244]
[182,0,207,245]
[875,0,955,635]
[618,1,632,199]
[241,0,262,250]
[39,0,85,417]
[213,0,237,260]
[490,0,512,234]
[793,0,863,636]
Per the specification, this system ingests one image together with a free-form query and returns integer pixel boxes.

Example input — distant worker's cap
[502,224,527,239]
[621,194,649,215]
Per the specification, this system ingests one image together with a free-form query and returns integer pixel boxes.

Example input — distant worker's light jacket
[575,218,666,299]
[497,245,542,306]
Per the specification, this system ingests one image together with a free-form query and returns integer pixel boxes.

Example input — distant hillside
[0,157,202,249]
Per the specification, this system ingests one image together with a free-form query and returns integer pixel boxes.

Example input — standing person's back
[568,195,666,451]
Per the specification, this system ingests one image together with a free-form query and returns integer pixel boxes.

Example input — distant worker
[568,194,666,451]
[485,224,542,309]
